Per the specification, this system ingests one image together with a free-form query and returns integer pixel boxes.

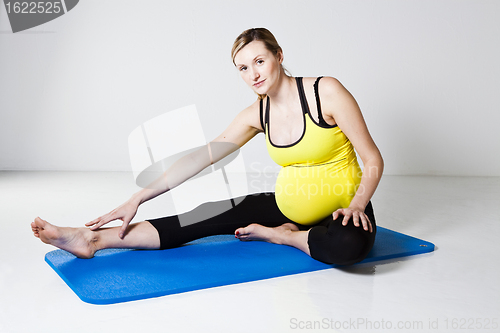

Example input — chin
[253,82,269,94]
[253,87,268,96]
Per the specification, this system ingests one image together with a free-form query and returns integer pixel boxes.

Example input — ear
[277,49,284,64]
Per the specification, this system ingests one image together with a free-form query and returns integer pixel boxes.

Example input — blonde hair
[231,28,288,99]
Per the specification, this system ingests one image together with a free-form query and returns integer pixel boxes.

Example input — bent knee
[318,242,367,266]
[308,226,372,265]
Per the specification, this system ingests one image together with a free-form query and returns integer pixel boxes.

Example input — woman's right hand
[85,198,140,239]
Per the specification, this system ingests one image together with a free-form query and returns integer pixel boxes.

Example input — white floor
[0,172,499,333]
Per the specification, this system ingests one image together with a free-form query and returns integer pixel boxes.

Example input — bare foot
[235,222,300,244]
[31,217,98,259]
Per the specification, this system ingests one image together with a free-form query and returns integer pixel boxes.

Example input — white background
[1,3,499,332]
[1,0,499,176]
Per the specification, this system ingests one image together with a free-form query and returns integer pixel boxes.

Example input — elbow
[374,152,384,177]
[362,151,384,178]
[378,154,384,174]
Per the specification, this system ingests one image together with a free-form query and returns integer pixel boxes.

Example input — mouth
[253,79,266,88]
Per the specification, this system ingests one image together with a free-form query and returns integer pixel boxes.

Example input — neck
[266,74,296,105]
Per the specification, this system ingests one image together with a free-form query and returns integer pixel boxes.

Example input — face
[233,40,282,95]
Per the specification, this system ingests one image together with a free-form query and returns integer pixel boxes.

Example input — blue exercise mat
[45,226,434,305]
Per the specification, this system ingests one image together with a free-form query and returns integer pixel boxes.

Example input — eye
[239,66,247,71]
[256,59,264,65]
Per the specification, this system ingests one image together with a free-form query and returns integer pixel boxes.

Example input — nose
[250,67,260,81]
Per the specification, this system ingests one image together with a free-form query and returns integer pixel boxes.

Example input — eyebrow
[235,54,266,67]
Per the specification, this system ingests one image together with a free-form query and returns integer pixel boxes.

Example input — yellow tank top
[261,77,362,225]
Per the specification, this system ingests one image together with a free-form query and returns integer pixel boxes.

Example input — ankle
[273,227,293,245]
[83,228,100,253]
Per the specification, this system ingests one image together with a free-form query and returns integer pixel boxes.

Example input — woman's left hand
[332,207,373,233]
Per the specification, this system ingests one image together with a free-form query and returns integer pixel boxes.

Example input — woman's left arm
[319,77,384,233]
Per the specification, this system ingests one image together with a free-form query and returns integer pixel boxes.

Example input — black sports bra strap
[296,77,310,115]
[259,98,265,132]
[313,76,329,127]
[264,96,270,129]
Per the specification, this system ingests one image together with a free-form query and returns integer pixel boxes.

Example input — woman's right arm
[86,101,263,238]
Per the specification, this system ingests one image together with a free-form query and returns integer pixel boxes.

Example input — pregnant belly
[274,164,362,225]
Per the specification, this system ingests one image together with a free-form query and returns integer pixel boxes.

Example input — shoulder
[313,77,357,113]
[211,99,263,146]
[301,76,347,98]
[233,98,264,133]
[314,76,346,95]
[301,76,341,86]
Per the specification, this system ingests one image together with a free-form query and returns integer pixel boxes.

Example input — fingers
[354,210,372,233]
[118,219,131,239]
[357,213,372,233]
[86,212,131,239]
[85,217,102,227]
[359,214,370,233]
[342,214,350,227]
[332,209,344,223]
[86,212,116,230]
[334,209,373,233]
[353,212,360,228]
[85,220,95,226]
[332,209,350,226]
[87,217,106,230]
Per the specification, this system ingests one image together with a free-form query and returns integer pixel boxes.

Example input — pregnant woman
[31,28,384,265]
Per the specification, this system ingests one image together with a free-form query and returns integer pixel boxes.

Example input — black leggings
[147,192,376,265]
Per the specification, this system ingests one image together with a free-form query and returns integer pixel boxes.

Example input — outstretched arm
[86,102,263,238]
[133,102,262,204]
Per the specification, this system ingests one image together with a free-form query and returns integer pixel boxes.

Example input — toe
[236,225,251,236]
[34,217,47,229]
